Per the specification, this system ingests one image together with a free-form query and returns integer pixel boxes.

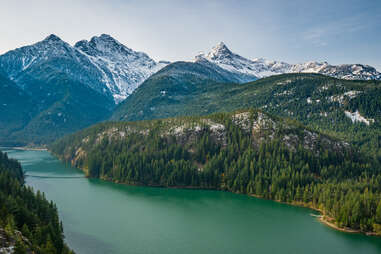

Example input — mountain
[51,108,381,235]
[196,42,381,80]
[0,34,167,103]
[1,35,380,146]
[111,60,252,121]
[0,34,167,145]
[0,34,111,97]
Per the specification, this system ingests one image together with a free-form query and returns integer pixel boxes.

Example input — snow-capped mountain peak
[43,34,63,42]
[0,34,169,104]
[75,34,133,57]
[206,42,234,60]
[195,42,271,82]
[0,33,86,84]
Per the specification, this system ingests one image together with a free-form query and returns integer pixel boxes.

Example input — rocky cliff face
[0,228,33,254]
[53,109,349,168]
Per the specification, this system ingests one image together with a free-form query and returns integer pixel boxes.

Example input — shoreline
[318,215,379,236]
[260,196,381,236]
[110,180,381,237]
[318,215,361,234]
[9,146,47,151]
[249,194,379,236]
[50,151,381,237]
[100,175,381,237]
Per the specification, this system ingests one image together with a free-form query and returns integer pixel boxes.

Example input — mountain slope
[74,34,167,102]
[0,150,74,253]
[197,42,381,80]
[0,63,114,145]
[0,71,37,142]
[111,61,250,121]
[7,71,115,145]
[110,73,381,159]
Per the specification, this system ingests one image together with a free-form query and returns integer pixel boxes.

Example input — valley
[1,34,380,146]
[1,31,381,254]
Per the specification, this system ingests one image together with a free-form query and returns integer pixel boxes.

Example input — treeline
[51,116,381,235]
[0,151,74,254]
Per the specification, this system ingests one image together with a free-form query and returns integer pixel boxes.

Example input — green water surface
[4,149,381,254]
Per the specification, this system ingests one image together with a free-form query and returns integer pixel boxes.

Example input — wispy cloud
[303,12,380,47]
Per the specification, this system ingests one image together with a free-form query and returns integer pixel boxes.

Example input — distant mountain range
[195,42,381,81]
[1,35,380,104]
[0,34,380,145]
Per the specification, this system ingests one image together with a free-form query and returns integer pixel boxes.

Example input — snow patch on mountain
[345,110,374,125]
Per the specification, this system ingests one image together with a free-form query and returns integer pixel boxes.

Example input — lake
[4,148,381,254]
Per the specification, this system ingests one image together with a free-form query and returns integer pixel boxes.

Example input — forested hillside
[0,69,114,146]
[0,151,74,253]
[112,73,381,160]
[52,109,381,235]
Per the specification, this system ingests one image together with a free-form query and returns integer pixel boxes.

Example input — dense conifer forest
[0,151,74,253]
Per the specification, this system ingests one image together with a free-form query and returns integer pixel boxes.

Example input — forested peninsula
[51,109,381,236]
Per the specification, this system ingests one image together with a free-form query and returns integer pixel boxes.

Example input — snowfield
[344,110,374,125]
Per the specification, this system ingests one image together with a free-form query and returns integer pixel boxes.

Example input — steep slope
[0,71,36,142]
[197,42,381,80]
[110,73,381,159]
[51,109,381,235]
[8,71,115,145]
[0,34,113,98]
[75,34,167,102]
[0,150,74,253]
[0,61,114,145]
[111,61,248,121]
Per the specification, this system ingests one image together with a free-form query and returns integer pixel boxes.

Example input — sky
[0,0,380,70]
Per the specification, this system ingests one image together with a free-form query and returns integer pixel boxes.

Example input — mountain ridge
[110,72,381,163]
[0,33,168,103]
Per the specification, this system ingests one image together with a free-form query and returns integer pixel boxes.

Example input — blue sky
[1,0,380,69]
